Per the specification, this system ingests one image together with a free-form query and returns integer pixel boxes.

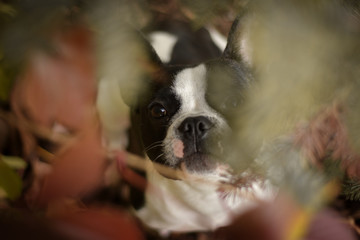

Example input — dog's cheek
[172,139,184,158]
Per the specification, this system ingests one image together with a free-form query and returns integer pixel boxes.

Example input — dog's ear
[222,11,252,65]
[137,30,163,68]
[120,30,166,108]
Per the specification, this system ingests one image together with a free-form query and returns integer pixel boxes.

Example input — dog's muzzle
[174,116,219,172]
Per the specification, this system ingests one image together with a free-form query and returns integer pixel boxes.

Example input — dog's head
[123,16,252,178]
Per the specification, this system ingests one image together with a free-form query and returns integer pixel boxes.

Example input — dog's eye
[150,104,167,119]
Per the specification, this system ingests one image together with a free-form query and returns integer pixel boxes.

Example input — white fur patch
[172,64,209,113]
[148,32,178,63]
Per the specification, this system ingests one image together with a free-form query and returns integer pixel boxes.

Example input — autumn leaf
[53,206,145,240]
[36,123,106,205]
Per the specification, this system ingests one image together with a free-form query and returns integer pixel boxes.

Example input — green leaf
[2,155,27,170]
[0,2,16,16]
[0,66,12,102]
[0,159,22,200]
[0,3,17,17]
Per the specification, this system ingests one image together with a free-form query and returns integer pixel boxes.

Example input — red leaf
[13,25,96,129]
[37,123,106,204]
[54,207,144,240]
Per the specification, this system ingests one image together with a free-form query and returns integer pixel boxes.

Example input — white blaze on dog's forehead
[148,31,177,63]
[172,64,208,112]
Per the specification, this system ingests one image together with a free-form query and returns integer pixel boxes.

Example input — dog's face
[125,17,252,178]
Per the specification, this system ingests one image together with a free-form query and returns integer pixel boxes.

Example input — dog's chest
[135,161,272,234]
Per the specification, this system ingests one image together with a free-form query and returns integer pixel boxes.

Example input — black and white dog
[121,15,273,235]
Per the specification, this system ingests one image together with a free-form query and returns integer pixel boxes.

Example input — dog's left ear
[120,30,166,108]
[222,11,252,65]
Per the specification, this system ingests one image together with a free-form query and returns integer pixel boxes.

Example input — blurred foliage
[180,0,247,26]
[1,155,27,170]
[234,0,356,160]
[0,156,23,200]
[0,0,360,239]
[0,2,16,104]
[343,179,360,201]
[218,0,360,229]
[254,138,339,209]
[230,0,360,174]
[0,0,81,104]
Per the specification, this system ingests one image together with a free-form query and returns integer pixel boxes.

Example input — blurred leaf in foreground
[0,157,22,200]
[342,179,360,201]
[53,206,145,240]
[1,155,27,170]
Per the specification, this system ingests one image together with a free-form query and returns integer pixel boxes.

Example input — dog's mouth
[152,152,219,180]
[169,136,225,175]
[179,152,217,173]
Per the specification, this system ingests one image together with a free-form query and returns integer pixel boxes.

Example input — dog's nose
[178,116,213,139]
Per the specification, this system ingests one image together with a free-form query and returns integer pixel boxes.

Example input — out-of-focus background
[1,0,360,239]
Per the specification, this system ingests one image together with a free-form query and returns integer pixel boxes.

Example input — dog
[120,15,274,235]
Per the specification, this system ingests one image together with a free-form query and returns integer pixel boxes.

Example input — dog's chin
[152,153,219,180]
[175,153,220,181]
[181,153,217,173]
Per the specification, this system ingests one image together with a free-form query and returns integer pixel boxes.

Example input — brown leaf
[8,23,104,206]
[304,209,357,240]
[54,206,144,240]
[37,123,105,205]
[12,24,96,130]
[216,193,357,240]
[215,194,313,240]
[10,23,96,162]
